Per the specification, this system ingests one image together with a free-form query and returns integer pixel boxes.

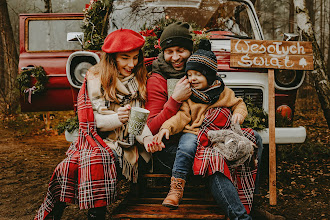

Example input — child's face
[187,70,208,90]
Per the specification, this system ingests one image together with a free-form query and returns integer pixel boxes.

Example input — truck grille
[231,88,263,108]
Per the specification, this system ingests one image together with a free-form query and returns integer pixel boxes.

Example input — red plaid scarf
[35,79,117,220]
[193,107,257,213]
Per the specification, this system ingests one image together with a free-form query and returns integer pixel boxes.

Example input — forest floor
[0,88,329,220]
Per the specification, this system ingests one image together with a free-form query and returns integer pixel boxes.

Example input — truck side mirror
[67,32,84,45]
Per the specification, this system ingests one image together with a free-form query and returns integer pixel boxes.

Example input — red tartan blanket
[35,79,117,220]
[193,107,257,213]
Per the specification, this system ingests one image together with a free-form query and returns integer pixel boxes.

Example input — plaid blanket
[35,79,117,220]
[193,107,257,213]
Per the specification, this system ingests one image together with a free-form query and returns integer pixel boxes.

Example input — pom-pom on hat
[102,29,145,53]
[185,39,218,85]
[160,22,193,51]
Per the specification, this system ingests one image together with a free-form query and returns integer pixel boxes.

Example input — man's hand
[143,136,165,153]
[232,113,244,124]
[117,104,131,124]
[171,76,192,102]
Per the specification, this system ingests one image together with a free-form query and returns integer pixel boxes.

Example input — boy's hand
[143,136,165,153]
[232,113,244,124]
[172,76,192,102]
[154,128,170,144]
[117,104,131,124]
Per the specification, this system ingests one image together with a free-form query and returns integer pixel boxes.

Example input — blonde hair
[92,51,147,104]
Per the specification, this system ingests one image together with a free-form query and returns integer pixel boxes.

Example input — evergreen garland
[17,66,49,95]
[140,18,209,58]
[82,0,114,50]
[56,115,79,135]
[242,97,268,131]
[242,97,293,131]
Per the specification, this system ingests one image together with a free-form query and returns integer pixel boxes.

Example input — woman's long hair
[93,50,147,104]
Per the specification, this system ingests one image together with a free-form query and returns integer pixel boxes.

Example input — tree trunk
[305,0,314,25]
[0,0,19,113]
[0,33,5,92]
[294,0,330,128]
[327,10,330,76]
[44,0,52,13]
[289,0,295,33]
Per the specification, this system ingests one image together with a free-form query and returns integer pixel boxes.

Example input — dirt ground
[0,91,329,219]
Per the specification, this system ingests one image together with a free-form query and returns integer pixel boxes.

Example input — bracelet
[143,135,153,142]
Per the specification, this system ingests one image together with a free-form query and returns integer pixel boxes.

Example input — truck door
[18,13,84,112]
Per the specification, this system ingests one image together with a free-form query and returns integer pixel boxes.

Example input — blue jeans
[253,130,263,194]
[209,172,252,220]
[172,133,198,180]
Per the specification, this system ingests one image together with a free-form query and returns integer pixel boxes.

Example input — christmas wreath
[17,66,49,103]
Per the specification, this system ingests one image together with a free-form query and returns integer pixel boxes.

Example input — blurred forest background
[0,0,329,219]
[0,0,329,115]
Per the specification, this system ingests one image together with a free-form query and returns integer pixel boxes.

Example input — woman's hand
[172,76,192,102]
[232,113,244,124]
[117,104,131,124]
[143,136,165,153]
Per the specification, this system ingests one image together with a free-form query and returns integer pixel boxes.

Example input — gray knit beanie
[160,22,193,51]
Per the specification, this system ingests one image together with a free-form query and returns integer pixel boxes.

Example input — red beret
[102,29,145,53]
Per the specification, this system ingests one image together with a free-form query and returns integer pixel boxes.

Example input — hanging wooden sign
[230,39,313,70]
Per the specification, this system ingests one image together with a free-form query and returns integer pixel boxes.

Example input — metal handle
[21,66,35,70]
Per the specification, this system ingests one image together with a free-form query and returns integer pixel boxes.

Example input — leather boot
[162,177,186,209]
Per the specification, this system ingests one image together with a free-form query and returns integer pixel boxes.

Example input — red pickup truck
[18,0,306,144]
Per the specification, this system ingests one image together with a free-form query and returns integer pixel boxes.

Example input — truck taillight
[276,105,292,120]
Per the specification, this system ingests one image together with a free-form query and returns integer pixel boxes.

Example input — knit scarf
[152,53,186,79]
[104,74,143,183]
[190,76,225,104]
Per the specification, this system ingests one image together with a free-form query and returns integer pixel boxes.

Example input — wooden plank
[143,174,171,178]
[126,197,215,205]
[230,39,313,70]
[268,69,277,205]
[112,204,225,219]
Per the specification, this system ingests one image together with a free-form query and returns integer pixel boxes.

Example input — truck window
[28,19,83,52]
[109,0,255,39]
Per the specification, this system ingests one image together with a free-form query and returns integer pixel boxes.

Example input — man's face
[163,46,191,71]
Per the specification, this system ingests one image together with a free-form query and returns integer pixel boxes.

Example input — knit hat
[102,29,145,53]
[185,39,218,85]
[160,22,193,51]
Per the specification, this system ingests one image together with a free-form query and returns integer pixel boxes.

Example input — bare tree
[44,0,52,13]
[289,0,295,32]
[305,0,314,25]
[0,0,19,113]
[0,35,5,91]
[294,0,330,128]
[327,9,330,77]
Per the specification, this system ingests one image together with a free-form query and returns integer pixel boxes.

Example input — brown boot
[162,177,186,209]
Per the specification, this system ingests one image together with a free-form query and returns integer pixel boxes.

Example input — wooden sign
[230,39,313,206]
[230,39,313,70]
